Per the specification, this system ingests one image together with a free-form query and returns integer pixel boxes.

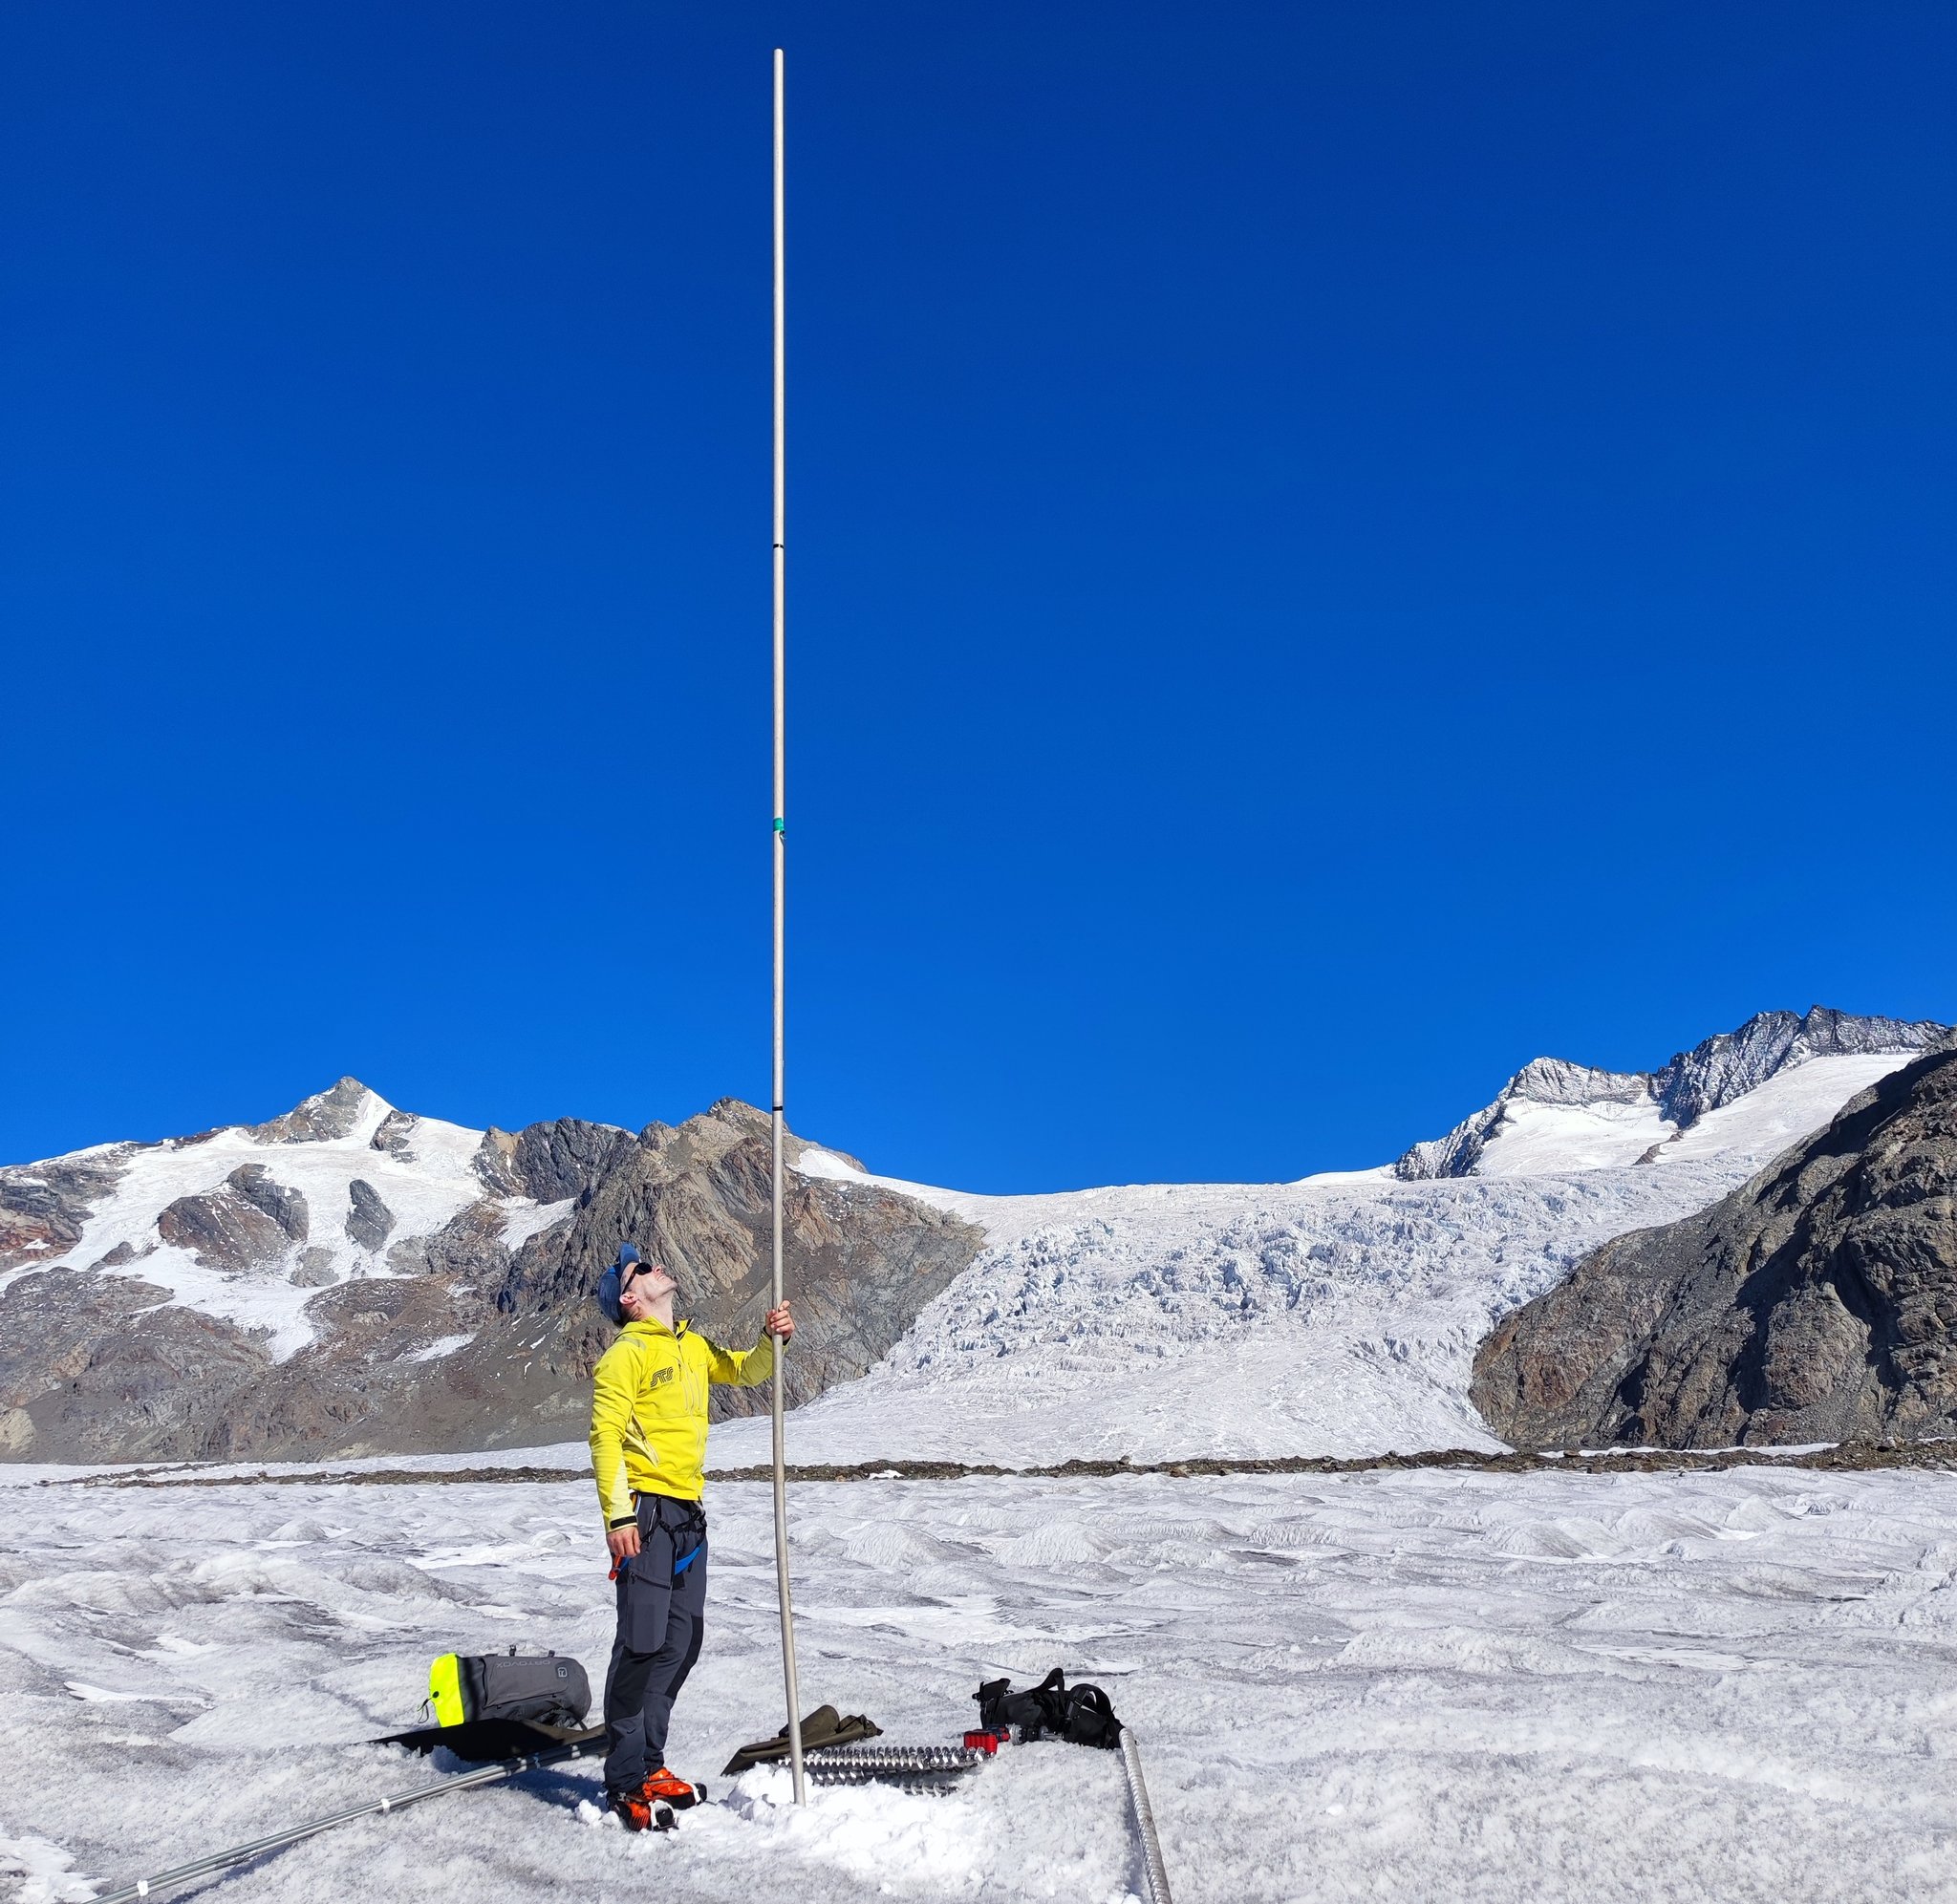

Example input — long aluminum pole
[94,1739,602,1904]
[768,44,807,1808]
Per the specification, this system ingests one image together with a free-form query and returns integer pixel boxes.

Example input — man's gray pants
[603,1491,708,1794]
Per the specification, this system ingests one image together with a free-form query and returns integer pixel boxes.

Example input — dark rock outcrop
[0,1270,277,1460]
[1473,1044,1957,1448]
[346,1179,395,1252]
[157,1166,309,1271]
[474,1119,634,1203]
[229,1164,309,1241]
[369,1109,419,1162]
[387,1198,514,1282]
[491,1099,986,1419]
[0,1265,570,1464]
[290,1248,339,1288]
[0,1150,132,1273]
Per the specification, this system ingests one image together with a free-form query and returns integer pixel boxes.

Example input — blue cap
[594,1243,642,1326]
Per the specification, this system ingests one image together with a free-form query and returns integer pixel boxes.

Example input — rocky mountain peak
[1648,1006,1949,1129]
[1505,1058,1649,1109]
[635,1101,868,1184]
[1396,1007,1949,1181]
[246,1078,390,1145]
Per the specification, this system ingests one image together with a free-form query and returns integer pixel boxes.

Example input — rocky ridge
[1471,1043,1957,1448]
[1396,1006,1946,1180]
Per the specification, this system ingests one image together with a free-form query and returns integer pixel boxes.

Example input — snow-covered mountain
[1391,1006,1946,1181]
[0,1087,978,1464]
[0,1079,569,1359]
[714,1007,1949,1468]
[2,1005,1945,1467]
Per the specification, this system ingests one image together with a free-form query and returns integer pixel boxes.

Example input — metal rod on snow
[93,1740,600,1904]
[768,44,808,1808]
[1121,1732,1175,1904]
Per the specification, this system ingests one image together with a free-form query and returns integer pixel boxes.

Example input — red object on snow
[962,1730,1008,1753]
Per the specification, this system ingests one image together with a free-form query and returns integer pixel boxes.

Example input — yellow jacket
[589,1316,775,1523]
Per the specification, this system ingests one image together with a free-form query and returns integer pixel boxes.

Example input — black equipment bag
[975,1668,1123,1748]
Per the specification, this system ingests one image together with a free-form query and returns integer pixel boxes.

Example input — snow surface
[0,1091,574,1360]
[792,1147,870,1184]
[1442,1093,1673,1177]
[5,1461,1957,1902]
[1655,1052,1908,1166]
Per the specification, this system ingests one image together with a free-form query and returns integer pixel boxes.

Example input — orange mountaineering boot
[640,1765,703,1809]
[608,1786,655,1832]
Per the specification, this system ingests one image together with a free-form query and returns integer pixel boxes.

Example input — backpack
[427,1648,591,1730]
[974,1668,1123,1748]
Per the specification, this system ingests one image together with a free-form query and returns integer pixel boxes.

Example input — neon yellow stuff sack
[428,1654,467,1727]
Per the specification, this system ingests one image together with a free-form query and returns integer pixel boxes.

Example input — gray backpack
[428,1648,591,1729]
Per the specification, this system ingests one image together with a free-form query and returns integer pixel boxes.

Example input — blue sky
[3,2,1952,1187]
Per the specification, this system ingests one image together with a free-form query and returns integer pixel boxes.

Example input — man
[589,1241,794,1831]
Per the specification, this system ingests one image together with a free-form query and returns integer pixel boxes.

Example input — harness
[611,1492,709,1583]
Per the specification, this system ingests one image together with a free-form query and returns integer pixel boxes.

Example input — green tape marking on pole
[773,818,785,834]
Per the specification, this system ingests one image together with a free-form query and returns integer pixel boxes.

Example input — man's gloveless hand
[607,1523,641,1563]
[764,1300,795,1342]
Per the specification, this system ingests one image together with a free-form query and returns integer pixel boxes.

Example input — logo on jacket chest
[646,1365,677,1390]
